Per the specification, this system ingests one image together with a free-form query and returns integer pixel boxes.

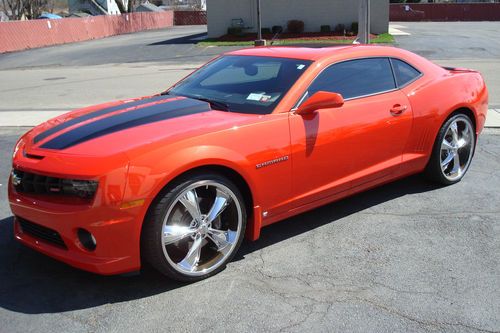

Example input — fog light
[78,228,96,251]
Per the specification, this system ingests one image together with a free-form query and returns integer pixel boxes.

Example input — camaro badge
[256,156,289,169]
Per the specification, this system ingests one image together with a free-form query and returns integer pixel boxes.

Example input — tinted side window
[306,58,396,100]
[391,58,421,87]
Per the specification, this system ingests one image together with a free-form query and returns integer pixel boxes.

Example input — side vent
[415,127,431,152]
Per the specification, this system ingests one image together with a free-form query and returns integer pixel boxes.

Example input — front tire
[142,173,247,282]
[425,113,476,185]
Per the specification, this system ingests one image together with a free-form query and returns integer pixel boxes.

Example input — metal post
[257,0,262,40]
[255,0,266,46]
[354,0,370,44]
[366,0,371,44]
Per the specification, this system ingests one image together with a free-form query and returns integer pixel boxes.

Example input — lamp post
[255,0,266,46]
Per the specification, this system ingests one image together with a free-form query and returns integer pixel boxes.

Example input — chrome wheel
[161,180,243,277]
[440,117,475,181]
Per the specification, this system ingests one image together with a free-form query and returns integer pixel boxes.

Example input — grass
[197,33,395,47]
[370,33,395,44]
[198,40,256,47]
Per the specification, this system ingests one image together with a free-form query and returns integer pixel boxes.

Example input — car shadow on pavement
[148,33,207,46]
[0,216,186,314]
[0,174,441,314]
[236,174,442,259]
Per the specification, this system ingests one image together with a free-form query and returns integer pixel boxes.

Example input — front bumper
[9,190,144,275]
[9,160,145,275]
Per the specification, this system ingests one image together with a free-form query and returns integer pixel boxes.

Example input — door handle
[390,104,407,116]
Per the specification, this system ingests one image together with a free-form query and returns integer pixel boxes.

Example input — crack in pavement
[356,297,500,333]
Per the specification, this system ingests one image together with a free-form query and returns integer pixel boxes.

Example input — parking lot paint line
[2,109,500,128]
[389,25,411,36]
[0,111,68,127]
[0,107,78,112]
[486,109,500,128]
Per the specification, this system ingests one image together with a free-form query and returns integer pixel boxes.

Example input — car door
[289,57,413,207]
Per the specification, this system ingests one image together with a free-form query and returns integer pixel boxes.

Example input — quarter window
[391,58,421,87]
[305,58,396,100]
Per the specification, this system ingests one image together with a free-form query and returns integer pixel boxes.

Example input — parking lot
[0,23,499,332]
[393,21,500,109]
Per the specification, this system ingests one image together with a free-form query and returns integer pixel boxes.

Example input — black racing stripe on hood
[40,98,211,150]
[33,95,173,144]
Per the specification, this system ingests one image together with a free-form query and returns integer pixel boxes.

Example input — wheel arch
[165,164,255,218]
[140,163,259,252]
[428,105,477,159]
[446,106,477,133]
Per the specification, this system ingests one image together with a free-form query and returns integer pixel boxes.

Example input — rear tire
[425,113,476,185]
[142,172,247,282]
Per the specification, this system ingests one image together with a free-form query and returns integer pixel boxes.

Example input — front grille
[13,169,69,195]
[18,217,67,249]
[12,169,97,200]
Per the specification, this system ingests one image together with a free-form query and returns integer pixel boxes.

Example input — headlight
[61,179,99,199]
[12,138,24,159]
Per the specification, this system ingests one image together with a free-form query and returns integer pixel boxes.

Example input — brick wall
[390,3,500,22]
[174,11,206,25]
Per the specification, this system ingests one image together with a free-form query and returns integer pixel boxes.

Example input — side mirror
[295,91,344,115]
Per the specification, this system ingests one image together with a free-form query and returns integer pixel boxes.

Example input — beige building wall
[207,0,389,38]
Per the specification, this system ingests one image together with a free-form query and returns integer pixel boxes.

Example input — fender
[124,144,264,247]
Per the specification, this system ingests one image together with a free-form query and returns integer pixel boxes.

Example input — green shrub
[272,25,283,34]
[261,27,272,34]
[351,22,359,34]
[334,23,345,34]
[287,20,305,34]
[320,25,331,33]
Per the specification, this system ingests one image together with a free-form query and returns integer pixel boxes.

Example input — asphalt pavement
[0,25,237,126]
[0,127,499,332]
[0,25,236,69]
[392,22,500,60]
[0,23,499,333]
[392,22,500,109]
[1,23,499,126]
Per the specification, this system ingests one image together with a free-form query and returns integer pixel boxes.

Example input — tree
[1,0,26,20]
[24,0,52,19]
[115,0,139,14]
[1,0,54,20]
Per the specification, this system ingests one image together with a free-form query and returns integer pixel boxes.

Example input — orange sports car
[9,45,488,281]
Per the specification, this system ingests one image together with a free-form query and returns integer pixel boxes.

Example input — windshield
[167,55,312,114]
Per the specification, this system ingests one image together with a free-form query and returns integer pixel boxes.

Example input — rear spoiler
[442,66,477,73]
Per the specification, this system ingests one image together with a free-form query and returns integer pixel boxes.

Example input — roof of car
[226,45,402,62]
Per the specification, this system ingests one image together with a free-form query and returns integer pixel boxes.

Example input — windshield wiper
[161,92,230,111]
[194,97,230,112]
[185,95,230,112]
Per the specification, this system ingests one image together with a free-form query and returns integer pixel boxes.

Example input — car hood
[22,95,260,158]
